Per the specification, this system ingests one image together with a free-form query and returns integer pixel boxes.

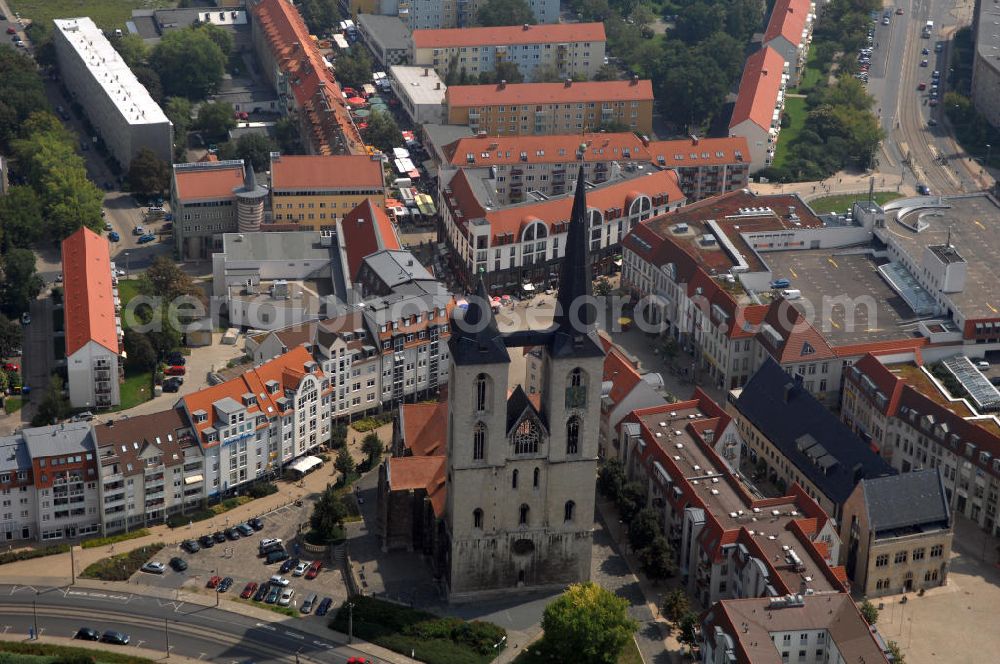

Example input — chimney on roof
[631,75,639,85]
[424,67,429,76]
[783,382,795,403]
[499,79,507,89]
[762,69,768,76]
[640,134,649,146]
[691,135,699,145]
[523,23,530,30]
[564,78,572,87]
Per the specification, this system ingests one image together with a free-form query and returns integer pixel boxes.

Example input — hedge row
[165,510,214,529]
[0,544,70,566]
[80,544,165,581]
[0,639,158,663]
[350,415,391,433]
[81,529,150,549]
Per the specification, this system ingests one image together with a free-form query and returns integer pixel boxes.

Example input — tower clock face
[565,385,587,409]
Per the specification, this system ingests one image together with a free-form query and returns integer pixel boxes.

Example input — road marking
[974,219,985,230]
[136,640,145,647]
[255,623,277,631]
[312,640,332,647]
[198,653,207,660]
[988,303,998,314]
[827,257,839,268]
[790,268,798,279]
[283,631,305,639]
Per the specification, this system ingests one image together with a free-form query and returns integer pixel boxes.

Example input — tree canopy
[219,133,275,172]
[0,48,48,152]
[196,101,237,142]
[150,28,226,100]
[364,110,403,154]
[32,375,70,427]
[127,148,171,198]
[0,315,22,360]
[335,46,373,92]
[541,583,637,664]
[310,485,348,542]
[477,0,536,26]
[296,0,340,35]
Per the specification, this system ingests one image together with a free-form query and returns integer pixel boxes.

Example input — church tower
[444,167,604,601]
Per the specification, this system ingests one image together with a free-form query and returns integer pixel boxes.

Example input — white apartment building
[411,23,605,81]
[52,17,173,167]
[761,0,815,87]
[62,228,122,410]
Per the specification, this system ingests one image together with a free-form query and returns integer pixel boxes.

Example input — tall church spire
[448,277,510,365]
[554,165,595,334]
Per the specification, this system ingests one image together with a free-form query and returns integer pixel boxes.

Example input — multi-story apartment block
[700,594,892,664]
[94,409,205,534]
[616,396,848,608]
[411,23,605,82]
[599,340,667,460]
[729,46,789,172]
[440,166,684,291]
[172,160,267,260]
[446,78,654,136]
[841,353,1000,538]
[762,0,815,87]
[179,346,333,495]
[727,359,895,522]
[385,0,558,30]
[439,133,750,204]
[270,154,386,230]
[0,434,37,542]
[62,228,123,410]
[971,0,1000,128]
[839,469,952,597]
[52,17,173,168]
[357,14,411,68]
[251,0,364,155]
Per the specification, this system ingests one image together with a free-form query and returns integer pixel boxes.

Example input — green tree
[140,256,201,302]
[219,133,275,172]
[165,96,194,159]
[886,641,905,663]
[593,277,612,296]
[111,33,149,68]
[133,66,163,104]
[0,315,22,359]
[593,64,620,81]
[0,249,44,317]
[0,48,49,150]
[531,63,563,83]
[618,481,646,521]
[675,2,724,43]
[275,117,303,154]
[309,485,348,543]
[150,28,226,99]
[628,507,661,551]
[361,433,384,466]
[195,21,234,56]
[127,148,171,198]
[335,447,356,479]
[364,109,402,153]
[123,329,158,372]
[330,421,348,449]
[859,599,879,624]
[677,612,699,649]
[32,375,71,427]
[335,46,374,91]
[196,101,237,142]
[478,60,524,84]
[297,0,340,34]
[597,458,626,499]
[661,589,690,623]
[638,536,677,581]
[0,186,43,249]
[477,0,536,26]
[541,582,637,664]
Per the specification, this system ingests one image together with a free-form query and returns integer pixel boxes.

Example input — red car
[305,560,322,579]
[2,363,18,372]
[165,365,186,376]
[346,659,371,664]
[917,82,926,91]
[206,575,222,589]
[240,582,258,599]
[5,27,15,35]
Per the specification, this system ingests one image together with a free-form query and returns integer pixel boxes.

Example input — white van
[781,289,802,300]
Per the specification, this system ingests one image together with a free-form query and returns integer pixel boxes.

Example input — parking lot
[129,500,348,617]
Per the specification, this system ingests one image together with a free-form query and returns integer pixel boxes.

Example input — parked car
[100,631,130,645]
[198,535,215,548]
[138,234,156,244]
[74,627,100,641]
[259,538,282,551]
[206,575,222,589]
[315,597,333,616]
[269,575,290,587]
[165,365,186,376]
[265,586,281,604]
[141,561,165,574]
[162,377,183,393]
[305,560,323,579]
[917,184,932,195]
[212,531,226,543]
[920,58,929,67]
[5,27,15,35]
[181,540,200,554]
[917,82,926,90]
[217,577,234,592]
[224,527,240,540]
[278,588,295,606]
[108,231,120,242]
[280,558,299,574]
[293,560,309,577]
[252,582,270,602]
[133,226,144,236]
[165,353,186,365]
[301,593,318,613]
[70,411,94,422]
[3,363,19,372]
[265,549,289,565]
[236,523,254,537]
[241,582,259,599]
[769,278,790,289]
[248,517,264,530]
[169,557,188,572]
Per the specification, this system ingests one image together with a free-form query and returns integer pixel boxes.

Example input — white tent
[288,455,323,476]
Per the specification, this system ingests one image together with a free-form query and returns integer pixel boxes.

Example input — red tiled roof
[413,22,605,49]
[729,46,787,131]
[341,199,402,280]
[447,79,653,108]
[173,163,245,201]
[756,299,836,363]
[61,228,119,356]
[833,337,928,358]
[270,155,384,190]
[763,0,812,47]
[387,455,445,491]
[400,401,448,457]
[604,347,643,406]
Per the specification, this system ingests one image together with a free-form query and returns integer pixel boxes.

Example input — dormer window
[242,393,256,407]
[266,380,280,394]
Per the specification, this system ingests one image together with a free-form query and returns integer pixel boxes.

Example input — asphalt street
[0,584,372,663]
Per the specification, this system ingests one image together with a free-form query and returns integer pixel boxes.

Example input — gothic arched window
[475,373,490,412]
[473,422,487,461]
[473,509,483,529]
[566,368,587,409]
[519,504,530,526]
[512,469,519,489]
[513,419,540,455]
[566,416,580,455]
[564,500,576,522]
[533,467,540,488]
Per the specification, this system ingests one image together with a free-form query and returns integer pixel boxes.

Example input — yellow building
[445,78,654,136]
[269,154,386,230]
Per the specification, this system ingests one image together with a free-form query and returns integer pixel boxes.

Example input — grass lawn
[807,191,903,214]
[3,397,22,414]
[771,97,808,170]
[80,543,164,581]
[9,0,171,30]
[0,640,158,663]
[115,369,152,411]
[794,49,824,93]
[116,279,142,330]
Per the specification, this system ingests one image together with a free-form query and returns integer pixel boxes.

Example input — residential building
[839,469,952,597]
[445,78,654,136]
[411,23,605,82]
[94,409,205,534]
[616,396,848,608]
[357,14,412,67]
[52,17,173,168]
[172,160,267,260]
[726,359,896,522]
[23,423,102,541]
[761,0,815,87]
[972,0,1000,128]
[178,346,332,495]
[700,594,891,664]
[729,46,789,172]
[382,0,558,30]
[340,199,403,285]
[0,433,35,541]
[62,228,123,410]
[269,154,386,230]
[389,66,447,126]
[439,133,749,203]
[355,250,437,298]
[129,6,250,47]
[440,166,684,291]
[841,353,1000,537]
[250,0,365,155]
[598,339,667,460]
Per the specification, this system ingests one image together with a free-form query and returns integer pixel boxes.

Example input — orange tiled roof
[61,227,119,356]
[756,299,836,363]
[270,155,384,190]
[763,0,812,47]
[729,46,787,132]
[604,347,643,406]
[341,199,402,280]
[387,455,445,491]
[446,79,653,108]
[413,22,605,49]
[173,163,245,201]
[400,401,448,457]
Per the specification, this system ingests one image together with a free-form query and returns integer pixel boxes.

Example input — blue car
[137,234,156,244]
[108,231,120,242]
[770,278,790,289]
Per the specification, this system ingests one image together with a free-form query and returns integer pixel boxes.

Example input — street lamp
[31,596,37,640]
[987,144,993,175]
[123,252,130,278]
[493,635,507,663]
[347,601,354,643]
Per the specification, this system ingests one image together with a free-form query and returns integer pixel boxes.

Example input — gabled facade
[761,0,815,87]
[728,47,789,172]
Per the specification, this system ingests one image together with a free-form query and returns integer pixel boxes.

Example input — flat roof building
[357,14,412,68]
[389,66,447,126]
[53,17,173,168]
